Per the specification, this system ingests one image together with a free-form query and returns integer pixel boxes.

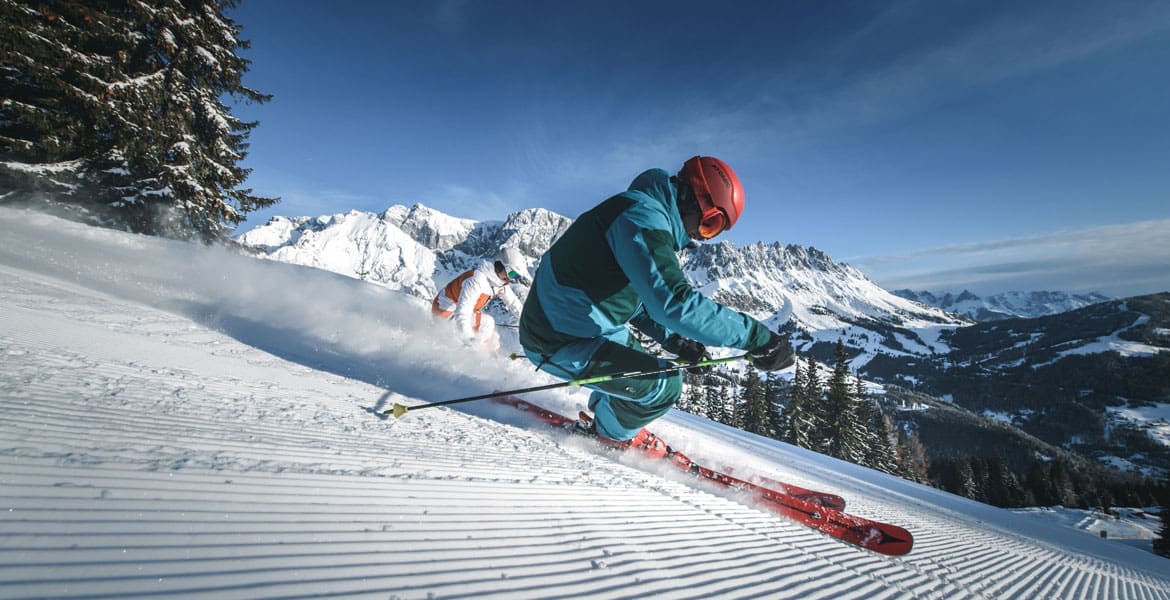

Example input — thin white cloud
[274,188,375,216]
[426,183,517,222]
[230,181,390,234]
[850,219,1170,297]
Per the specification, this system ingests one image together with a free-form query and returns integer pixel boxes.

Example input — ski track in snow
[2,211,1169,599]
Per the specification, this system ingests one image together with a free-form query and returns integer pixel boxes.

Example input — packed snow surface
[1,207,1168,599]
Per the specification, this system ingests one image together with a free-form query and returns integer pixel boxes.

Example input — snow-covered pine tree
[797,354,827,451]
[1,2,96,186]
[0,0,276,240]
[895,427,930,483]
[937,459,981,500]
[705,384,729,425]
[984,456,1027,507]
[726,383,743,429]
[860,376,899,474]
[824,340,867,463]
[780,355,806,444]
[764,373,787,442]
[783,356,818,449]
[738,364,771,437]
[681,371,720,419]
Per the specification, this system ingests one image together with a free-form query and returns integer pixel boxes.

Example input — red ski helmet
[679,156,744,239]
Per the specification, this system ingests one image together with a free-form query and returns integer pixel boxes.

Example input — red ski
[491,396,844,508]
[720,467,846,511]
[492,395,913,556]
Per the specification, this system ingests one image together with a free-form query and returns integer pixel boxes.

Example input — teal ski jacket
[519,168,773,362]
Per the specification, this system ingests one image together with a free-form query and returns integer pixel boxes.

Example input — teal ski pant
[524,330,682,441]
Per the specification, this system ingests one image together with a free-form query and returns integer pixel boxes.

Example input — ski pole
[383,354,748,418]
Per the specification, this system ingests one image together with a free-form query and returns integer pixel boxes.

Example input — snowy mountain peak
[383,203,478,251]
[496,207,573,258]
[678,240,966,360]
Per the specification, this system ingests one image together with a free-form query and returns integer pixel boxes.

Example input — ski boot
[577,412,668,459]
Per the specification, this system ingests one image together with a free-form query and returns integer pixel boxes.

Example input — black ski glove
[665,335,711,373]
[749,332,795,372]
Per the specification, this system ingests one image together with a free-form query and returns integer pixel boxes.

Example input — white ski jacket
[432,260,523,344]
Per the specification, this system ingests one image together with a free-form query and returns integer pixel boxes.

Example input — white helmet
[494,247,529,284]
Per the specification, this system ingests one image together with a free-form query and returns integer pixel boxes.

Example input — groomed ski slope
[1,207,1168,599]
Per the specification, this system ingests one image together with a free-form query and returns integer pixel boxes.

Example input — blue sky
[227,0,1170,297]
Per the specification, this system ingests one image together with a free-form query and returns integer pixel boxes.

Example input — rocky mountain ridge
[894,289,1113,322]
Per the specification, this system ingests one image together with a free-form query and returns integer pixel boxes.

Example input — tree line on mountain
[1,0,276,241]
[876,353,1170,480]
[874,297,1170,536]
[929,456,1165,510]
[676,340,931,483]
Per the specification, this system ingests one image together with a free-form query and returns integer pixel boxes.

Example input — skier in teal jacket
[519,156,794,456]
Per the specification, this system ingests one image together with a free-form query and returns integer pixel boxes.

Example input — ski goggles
[696,208,729,240]
[506,269,523,283]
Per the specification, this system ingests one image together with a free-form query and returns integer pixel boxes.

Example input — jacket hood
[626,168,689,250]
[475,259,505,290]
